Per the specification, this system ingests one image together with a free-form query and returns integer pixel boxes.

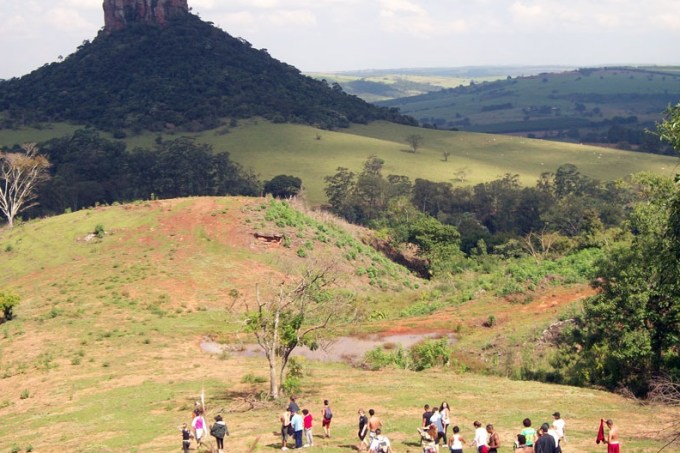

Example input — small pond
[201,333,455,364]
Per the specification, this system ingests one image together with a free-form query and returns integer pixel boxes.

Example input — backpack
[324,407,333,420]
[210,422,227,438]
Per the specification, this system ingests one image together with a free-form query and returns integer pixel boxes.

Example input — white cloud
[45,7,97,32]
[190,0,217,9]
[379,0,426,15]
[265,10,316,27]
[1,0,679,78]
[61,0,101,11]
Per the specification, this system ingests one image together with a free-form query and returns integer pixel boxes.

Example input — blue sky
[1,0,679,79]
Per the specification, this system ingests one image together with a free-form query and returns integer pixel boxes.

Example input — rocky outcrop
[103,0,189,32]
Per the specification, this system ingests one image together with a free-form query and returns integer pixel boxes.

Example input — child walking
[303,408,314,447]
[178,423,192,453]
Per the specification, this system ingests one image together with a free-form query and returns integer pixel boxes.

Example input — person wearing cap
[552,412,565,452]
[534,423,558,453]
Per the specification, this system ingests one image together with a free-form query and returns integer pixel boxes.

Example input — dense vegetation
[320,103,680,396]
[0,14,416,132]
[324,154,638,275]
[27,130,260,217]
[553,105,680,396]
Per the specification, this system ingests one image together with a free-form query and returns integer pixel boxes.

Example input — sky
[1,0,679,79]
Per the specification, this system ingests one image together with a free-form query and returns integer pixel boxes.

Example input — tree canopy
[554,102,680,396]
[0,14,416,132]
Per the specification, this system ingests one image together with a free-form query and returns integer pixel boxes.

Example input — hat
[552,412,560,417]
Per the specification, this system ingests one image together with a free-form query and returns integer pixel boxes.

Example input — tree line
[324,156,634,259]
[1,130,261,222]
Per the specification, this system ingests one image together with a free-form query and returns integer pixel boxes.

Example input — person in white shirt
[473,420,488,453]
[369,429,392,453]
[552,411,565,452]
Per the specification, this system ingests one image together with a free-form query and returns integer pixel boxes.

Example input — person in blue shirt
[290,409,304,449]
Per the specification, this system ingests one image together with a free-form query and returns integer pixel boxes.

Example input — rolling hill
[0,197,678,452]
[378,66,680,150]
[0,8,415,133]
[307,65,577,102]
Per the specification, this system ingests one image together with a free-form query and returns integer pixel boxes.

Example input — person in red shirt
[303,408,314,447]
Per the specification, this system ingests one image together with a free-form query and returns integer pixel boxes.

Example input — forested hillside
[0,14,415,132]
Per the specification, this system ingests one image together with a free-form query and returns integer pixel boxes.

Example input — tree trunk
[269,359,279,400]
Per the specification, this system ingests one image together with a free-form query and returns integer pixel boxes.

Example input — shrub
[363,345,408,370]
[0,291,20,321]
[409,338,452,371]
[241,373,267,384]
[283,357,304,394]
[94,224,105,238]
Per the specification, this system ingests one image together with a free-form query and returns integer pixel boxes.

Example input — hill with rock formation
[0,0,415,132]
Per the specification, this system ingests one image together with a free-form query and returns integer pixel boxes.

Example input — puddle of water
[201,333,455,364]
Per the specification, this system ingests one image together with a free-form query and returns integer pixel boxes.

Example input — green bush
[363,345,408,370]
[0,291,20,321]
[363,338,452,372]
[409,338,452,371]
[242,373,267,384]
[94,224,105,238]
[283,357,304,394]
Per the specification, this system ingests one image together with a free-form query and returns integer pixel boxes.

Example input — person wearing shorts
[358,409,369,450]
[322,399,333,438]
[280,409,291,451]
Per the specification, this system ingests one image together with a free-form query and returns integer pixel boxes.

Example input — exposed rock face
[103,0,189,32]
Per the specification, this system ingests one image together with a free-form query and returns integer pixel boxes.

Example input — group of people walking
[178,397,621,452]
[178,405,228,453]
[418,407,567,453]
[279,397,334,450]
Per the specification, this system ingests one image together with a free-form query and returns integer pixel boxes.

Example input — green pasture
[381,67,680,129]
[1,118,678,206]
[0,122,82,148]
[128,120,678,205]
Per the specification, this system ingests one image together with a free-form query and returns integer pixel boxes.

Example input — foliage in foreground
[552,103,680,397]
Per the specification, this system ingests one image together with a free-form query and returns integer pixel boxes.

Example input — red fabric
[596,419,605,444]
[608,443,620,453]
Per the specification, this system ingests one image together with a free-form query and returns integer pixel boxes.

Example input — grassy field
[0,197,678,452]
[133,120,679,204]
[1,119,677,206]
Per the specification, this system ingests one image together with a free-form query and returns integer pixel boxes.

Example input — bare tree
[522,230,566,262]
[244,265,346,399]
[452,167,469,183]
[649,375,680,452]
[405,134,423,153]
[0,143,51,227]
[442,151,451,162]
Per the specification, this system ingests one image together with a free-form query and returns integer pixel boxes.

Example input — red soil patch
[380,284,597,336]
